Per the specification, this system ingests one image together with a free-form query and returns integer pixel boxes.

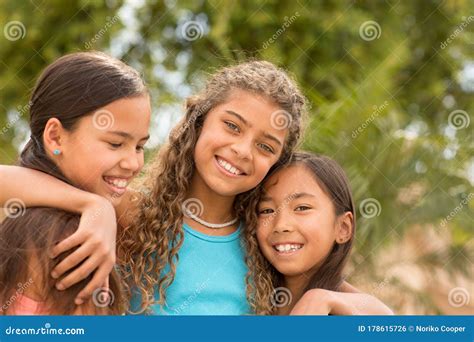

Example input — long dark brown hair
[0,208,124,315]
[1,51,147,314]
[256,151,356,313]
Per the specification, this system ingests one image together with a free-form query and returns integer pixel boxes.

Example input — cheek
[303,219,336,255]
[256,224,266,245]
[194,129,216,161]
[251,157,276,184]
[256,225,273,257]
[64,142,112,180]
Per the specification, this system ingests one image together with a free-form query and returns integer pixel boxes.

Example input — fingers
[55,254,102,291]
[51,243,94,279]
[75,262,115,305]
[103,275,110,289]
[50,231,85,259]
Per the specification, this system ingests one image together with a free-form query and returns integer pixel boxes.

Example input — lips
[215,156,247,176]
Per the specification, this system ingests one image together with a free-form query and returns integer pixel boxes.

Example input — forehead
[208,89,287,136]
[263,165,322,197]
[79,95,151,137]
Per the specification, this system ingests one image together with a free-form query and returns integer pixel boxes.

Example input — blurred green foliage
[0,0,472,313]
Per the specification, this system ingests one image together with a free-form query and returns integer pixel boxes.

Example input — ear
[335,212,353,244]
[43,118,66,156]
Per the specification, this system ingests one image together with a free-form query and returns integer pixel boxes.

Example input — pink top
[8,294,49,315]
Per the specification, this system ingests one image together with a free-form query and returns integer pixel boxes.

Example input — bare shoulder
[338,281,361,293]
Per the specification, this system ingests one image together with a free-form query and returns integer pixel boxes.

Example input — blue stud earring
[53,149,61,156]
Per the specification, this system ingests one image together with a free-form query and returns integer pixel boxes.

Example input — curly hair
[118,60,307,314]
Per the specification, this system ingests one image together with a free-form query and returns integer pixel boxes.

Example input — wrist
[80,193,112,214]
[323,290,357,315]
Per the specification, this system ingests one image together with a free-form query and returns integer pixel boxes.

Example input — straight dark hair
[269,151,356,298]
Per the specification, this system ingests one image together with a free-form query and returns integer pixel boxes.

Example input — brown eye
[295,205,311,211]
[225,121,240,132]
[258,143,274,154]
[258,208,274,215]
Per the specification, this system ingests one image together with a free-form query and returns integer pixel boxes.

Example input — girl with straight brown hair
[256,152,393,314]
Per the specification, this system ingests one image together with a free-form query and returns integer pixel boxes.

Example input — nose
[272,209,295,234]
[119,150,142,173]
[230,135,253,161]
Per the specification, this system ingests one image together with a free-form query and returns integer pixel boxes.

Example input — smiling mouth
[103,176,130,194]
[273,243,304,254]
[215,156,247,176]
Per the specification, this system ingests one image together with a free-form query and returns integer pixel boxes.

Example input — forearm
[0,165,100,213]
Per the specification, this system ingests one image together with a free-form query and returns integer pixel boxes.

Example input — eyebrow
[108,131,150,141]
[225,110,250,127]
[260,192,315,203]
[225,110,283,147]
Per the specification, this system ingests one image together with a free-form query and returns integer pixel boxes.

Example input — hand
[290,289,332,315]
[49,196,117,304]
[290,288,355,315]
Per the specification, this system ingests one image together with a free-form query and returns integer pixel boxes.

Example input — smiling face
[257,165,342,278]
[44,95,151,203]
[193,89,288,197]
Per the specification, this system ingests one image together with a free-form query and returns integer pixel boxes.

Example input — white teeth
[104,177,129,188]
[274,244,303,253]
[217,158,243,175]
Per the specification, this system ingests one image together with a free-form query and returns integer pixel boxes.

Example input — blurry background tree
[1,0,472,314]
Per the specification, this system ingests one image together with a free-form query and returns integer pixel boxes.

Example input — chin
[204,177,246,197]
[276,268,301,277]
[273,264,309,277]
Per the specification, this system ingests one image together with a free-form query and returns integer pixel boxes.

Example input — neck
[185,170,238,235]
[277,274,310,315]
